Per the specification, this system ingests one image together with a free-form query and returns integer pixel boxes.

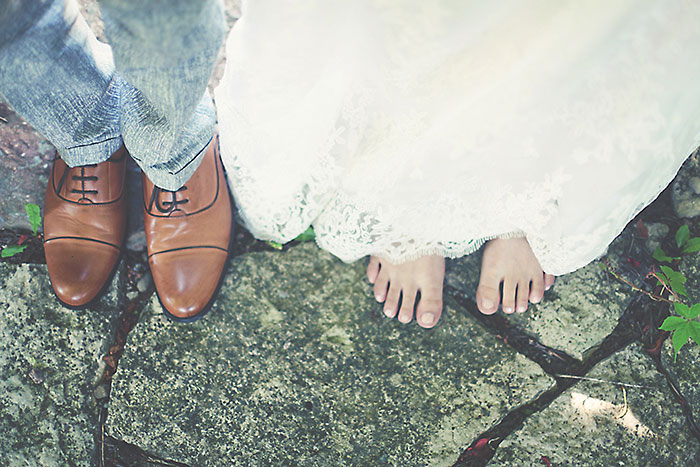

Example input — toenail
[375,294,384,302]
[384,308,394,317]
[482,299,494,309]
[516,305,527,313]
[504,306,513,313]
[421,313,435,326]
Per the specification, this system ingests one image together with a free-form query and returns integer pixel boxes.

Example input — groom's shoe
[44,147,128,308]
[143,135,233,322]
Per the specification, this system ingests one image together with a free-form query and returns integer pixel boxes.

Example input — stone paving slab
[663,341,700,432]
[0,103,53,231]
[108,243,553,466]
[672,150,700,219]
[446,235,633,361]
[0,263,123,466]
[661,245,700,427]
[489,344,700,466]
[503,252,631,362]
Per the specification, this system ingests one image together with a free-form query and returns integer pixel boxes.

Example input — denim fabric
[0,0,225,190]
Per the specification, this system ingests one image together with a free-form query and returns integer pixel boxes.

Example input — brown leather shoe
[143,135,233,322]
[44,147,128,308]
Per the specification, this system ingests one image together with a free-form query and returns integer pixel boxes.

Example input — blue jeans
[0,0,225,190]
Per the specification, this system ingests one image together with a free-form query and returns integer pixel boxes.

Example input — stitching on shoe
[147,244,228,259]
[44,236,121,250]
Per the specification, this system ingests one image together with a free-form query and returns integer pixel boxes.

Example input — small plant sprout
[660,303,700,361]
[294,226,315,243]
[266,226,316,251]
[26,202,41,236]
[655,223,700,359]
[0,202,41,258]
[0,244,27,258]
[266,241,283,250]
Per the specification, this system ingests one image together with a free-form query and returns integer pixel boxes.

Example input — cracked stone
[126,230,147,252]
[108,243,553,466]
[446,233,632,361]
[0,263,123,465]
[489,344,700,466]
[645,222,670,255]
[0,103,53,231]
[136,271,152,293]
[672,151,700,219]
[93,383,110,401]
[663,340,700,430]
[662,245,700,426]
[688,177,700,195]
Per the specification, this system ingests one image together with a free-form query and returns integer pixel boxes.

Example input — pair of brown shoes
[43,136,232,322]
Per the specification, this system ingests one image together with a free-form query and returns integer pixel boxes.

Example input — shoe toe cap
[45,239,120,308]
[150,247,228,320]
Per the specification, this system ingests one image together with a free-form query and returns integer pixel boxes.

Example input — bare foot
[366,255,445,328]
[475,238,555,315]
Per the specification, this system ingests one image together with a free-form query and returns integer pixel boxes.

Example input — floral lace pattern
[215,0,700,274]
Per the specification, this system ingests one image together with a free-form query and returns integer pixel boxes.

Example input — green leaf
[660,266,687,296]
[267,241,283,250]
[672,322,692,360]
[676,225,691,248]
[670,279,688,297]
[689,321,700,346]
[660,265,680,281]
[674,302,693,318]
[688,303,700,319]
[659,265,673,279]
[653,246,678,263]
[655,276,670,290]
[659,315,689,331]
[25,203,41,236]
[683,238,700,254]
[294,227,316,243]
[1,244,27,258]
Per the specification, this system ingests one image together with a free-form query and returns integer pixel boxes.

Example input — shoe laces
[56,154,123,202]
[149,185,190,214]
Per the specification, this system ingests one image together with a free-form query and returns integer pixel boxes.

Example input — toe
[476,280,501,315]
[501,279,516,314]
[367,256,380,284]
[383,283,401,318]
[529,273,545,304]
[373,269,390,302]
[397,288,417,324]
[416,289,442,329]
[374,269,389,303]
[516,281,530,313]
[544,273,556,290]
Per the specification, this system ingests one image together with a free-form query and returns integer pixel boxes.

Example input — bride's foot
[476,237,555,315]
[366,255,445,328]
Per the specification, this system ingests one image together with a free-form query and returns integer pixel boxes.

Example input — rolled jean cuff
[58,134,124,167]
[137,95,217,191]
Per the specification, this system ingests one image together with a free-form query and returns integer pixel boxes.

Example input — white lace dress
[215,0,700,275]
